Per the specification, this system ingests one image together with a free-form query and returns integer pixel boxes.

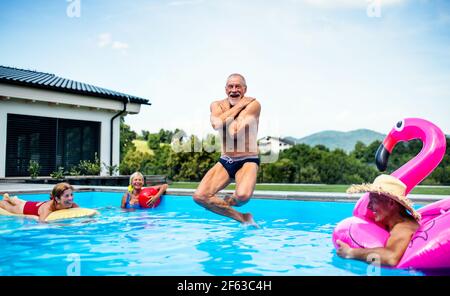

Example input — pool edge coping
[2,186,445,204]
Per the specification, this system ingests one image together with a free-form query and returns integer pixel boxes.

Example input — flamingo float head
[375,118,446,193]
[353,118,446,218]
[375,119,406,172]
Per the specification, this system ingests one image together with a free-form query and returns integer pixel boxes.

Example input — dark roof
[0,65,150,105]
[280,137,296,146]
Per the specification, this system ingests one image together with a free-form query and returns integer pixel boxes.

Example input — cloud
[97,33,112,48]
[300,0,406,9]
[168,0,204,6]
[112,41,129,50]
[97,33,129,52]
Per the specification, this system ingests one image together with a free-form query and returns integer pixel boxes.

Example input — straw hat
[347,174,421,221]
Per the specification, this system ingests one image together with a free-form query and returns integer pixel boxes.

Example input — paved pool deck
[0,183,446,204]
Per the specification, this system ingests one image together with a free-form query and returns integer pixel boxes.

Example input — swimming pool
[0,192,438,276]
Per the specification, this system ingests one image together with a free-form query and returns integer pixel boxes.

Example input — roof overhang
[0,82,143,114]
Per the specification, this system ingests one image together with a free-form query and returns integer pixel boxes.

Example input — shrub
[103,162,119,176]
[77,153,101,175]
[28,160,40,179]
[119,150,152,175]
[69,166,81,176]
[50,167,65,180]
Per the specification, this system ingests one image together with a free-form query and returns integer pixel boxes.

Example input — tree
[148,133,161,150]
[119,150,152,175]
[143,144,172,176]
[263,158,297,183]
[119,124,449,185]
[298,165,321,183]
[351,140,381,165]
[141,130,150,141]
[120,117,137,162]
[147,128,182,150]
[167,135,219,181]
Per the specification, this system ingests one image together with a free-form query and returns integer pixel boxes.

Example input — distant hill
[286,129,386,152]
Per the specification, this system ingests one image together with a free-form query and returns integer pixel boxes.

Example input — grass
[169,182,450,195]
[132,140,154,155]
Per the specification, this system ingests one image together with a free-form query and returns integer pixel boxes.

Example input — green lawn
[169,182,450,195]
[132,140,154,155]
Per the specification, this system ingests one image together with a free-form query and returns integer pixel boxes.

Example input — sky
[1,0,449,139]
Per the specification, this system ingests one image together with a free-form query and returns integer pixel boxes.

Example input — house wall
[0,83,145,178]
[0,83,141,178]
[0,100,134,178]
[0,99,120,177]
[258,138,293,154]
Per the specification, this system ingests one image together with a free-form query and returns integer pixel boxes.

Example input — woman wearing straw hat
[336,174,421,266]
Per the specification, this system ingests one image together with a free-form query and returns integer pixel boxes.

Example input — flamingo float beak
[375,131,397,172]
[375,144,390,171]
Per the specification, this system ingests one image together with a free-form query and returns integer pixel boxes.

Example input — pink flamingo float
[332,118,450,269]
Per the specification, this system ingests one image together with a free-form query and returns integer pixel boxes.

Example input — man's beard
[228,95,240,106]
[229,92,241,105]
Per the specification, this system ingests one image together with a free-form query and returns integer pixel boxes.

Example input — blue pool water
[0,192,434,276]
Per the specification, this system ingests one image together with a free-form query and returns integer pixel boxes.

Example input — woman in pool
[335,175,420,266]
[0,182,79,222]
[120,171,168,209]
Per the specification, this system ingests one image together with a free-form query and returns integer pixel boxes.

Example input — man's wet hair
[226,73,247,87]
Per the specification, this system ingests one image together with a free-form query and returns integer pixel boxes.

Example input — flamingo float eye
[395,120,405,132]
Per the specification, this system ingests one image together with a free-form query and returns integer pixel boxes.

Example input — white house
[0,65,150,177]
[258,136,295,154]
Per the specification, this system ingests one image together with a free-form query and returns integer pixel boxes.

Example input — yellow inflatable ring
[0,207,99,221]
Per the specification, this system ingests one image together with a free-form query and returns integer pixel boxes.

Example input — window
[56,118,100,169]
[6,114,100,177]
